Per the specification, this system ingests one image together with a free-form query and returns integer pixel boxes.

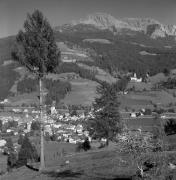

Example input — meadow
[62,78,98,106]
[119,90,176,111]
[1,145,136,180]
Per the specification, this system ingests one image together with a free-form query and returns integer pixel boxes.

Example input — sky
[0,0,176,38]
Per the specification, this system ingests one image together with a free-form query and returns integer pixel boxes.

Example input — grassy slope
[2,149,176,180]
[1,146,135,180]
[62,78,98,106]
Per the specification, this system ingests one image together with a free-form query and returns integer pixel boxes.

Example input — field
[2,145,176,180]
[0,154,7,174]
[31,140,77,167]
[83,38,112,44]
[9,92,39,106]
[62,78,98,106]
[127,73,168,91]
[7,71,99,107]
[119,90,176,110]
[165,134,176,147]
[77,63,117,83]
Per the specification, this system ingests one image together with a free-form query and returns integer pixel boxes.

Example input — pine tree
[6,138,17,170]
[7,152,17,171]
[6,138,14,153]
[17,135,38,167]
[11,9,61,170]
[12,9,61,75]
[88,82,122,146]
[0,119,2,131]
[18,134,24,145]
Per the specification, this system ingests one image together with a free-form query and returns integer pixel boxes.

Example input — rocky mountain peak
[78,12,128,29]
[57,13,176,39]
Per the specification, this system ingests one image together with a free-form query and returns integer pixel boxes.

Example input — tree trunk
[39,77,45,171]
[106,139,109,146]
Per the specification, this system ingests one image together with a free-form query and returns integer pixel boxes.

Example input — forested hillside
[54,29,176,77]
[0,21,176,103]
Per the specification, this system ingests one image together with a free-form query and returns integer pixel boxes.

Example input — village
[0,99,175,149]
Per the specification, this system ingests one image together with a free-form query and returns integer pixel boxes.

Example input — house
[12,108,22,113]
[0,139,6,147]
[51,105,57,115]
[130,73,142,82]
[130,112,137,118]
[6,129,13,133]
[68,138,77,144]
[45,124,52,135]
[76,124,83,134]
[0,99,10,104]
[23,109,28,113]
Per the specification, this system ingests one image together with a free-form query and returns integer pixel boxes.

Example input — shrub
[31,121,40,131]
[18,134,24,145]
[7,152,18,171]
[17,135,38,167]
[137,152,176,180]
[76,138,91,152]
[76,142,83,152]
[82,138,91,151]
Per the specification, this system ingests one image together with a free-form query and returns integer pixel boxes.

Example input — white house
[6,129,13,133]
[76,124,83,134]
[53,124,62,129]
[130,73,142,82]
[51,105,57,115]
[23,109,28,113]
[0,98,10,104]
[27,122,32,132]
[45,124,52,135]
[0,139,6,147]
[69,138,77,144]
[130,112,137,118]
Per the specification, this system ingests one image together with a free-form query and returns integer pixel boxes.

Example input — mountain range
[55,13,176,39]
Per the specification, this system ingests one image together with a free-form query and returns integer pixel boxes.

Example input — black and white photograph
[0,0,176,179]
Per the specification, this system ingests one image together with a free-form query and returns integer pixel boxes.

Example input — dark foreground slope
[1,147,136,180]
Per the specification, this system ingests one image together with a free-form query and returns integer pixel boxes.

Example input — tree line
[56,62,97,81]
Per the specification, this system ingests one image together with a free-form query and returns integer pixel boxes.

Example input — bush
[7,152,18,171]
[137,152,176,180]
[164,119,176,135]
[76,138,91,152]
[82,138,91,151]
[31,121,40,131]
[5,138,14,153]
[18,134,24,145]
[98,142,106,149]
[17,135,39,167]
[76,142,84,152]
[144,108,152,115]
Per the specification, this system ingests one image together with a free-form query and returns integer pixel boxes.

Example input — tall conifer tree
[12,10,61,170]
[88,82,122,145]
